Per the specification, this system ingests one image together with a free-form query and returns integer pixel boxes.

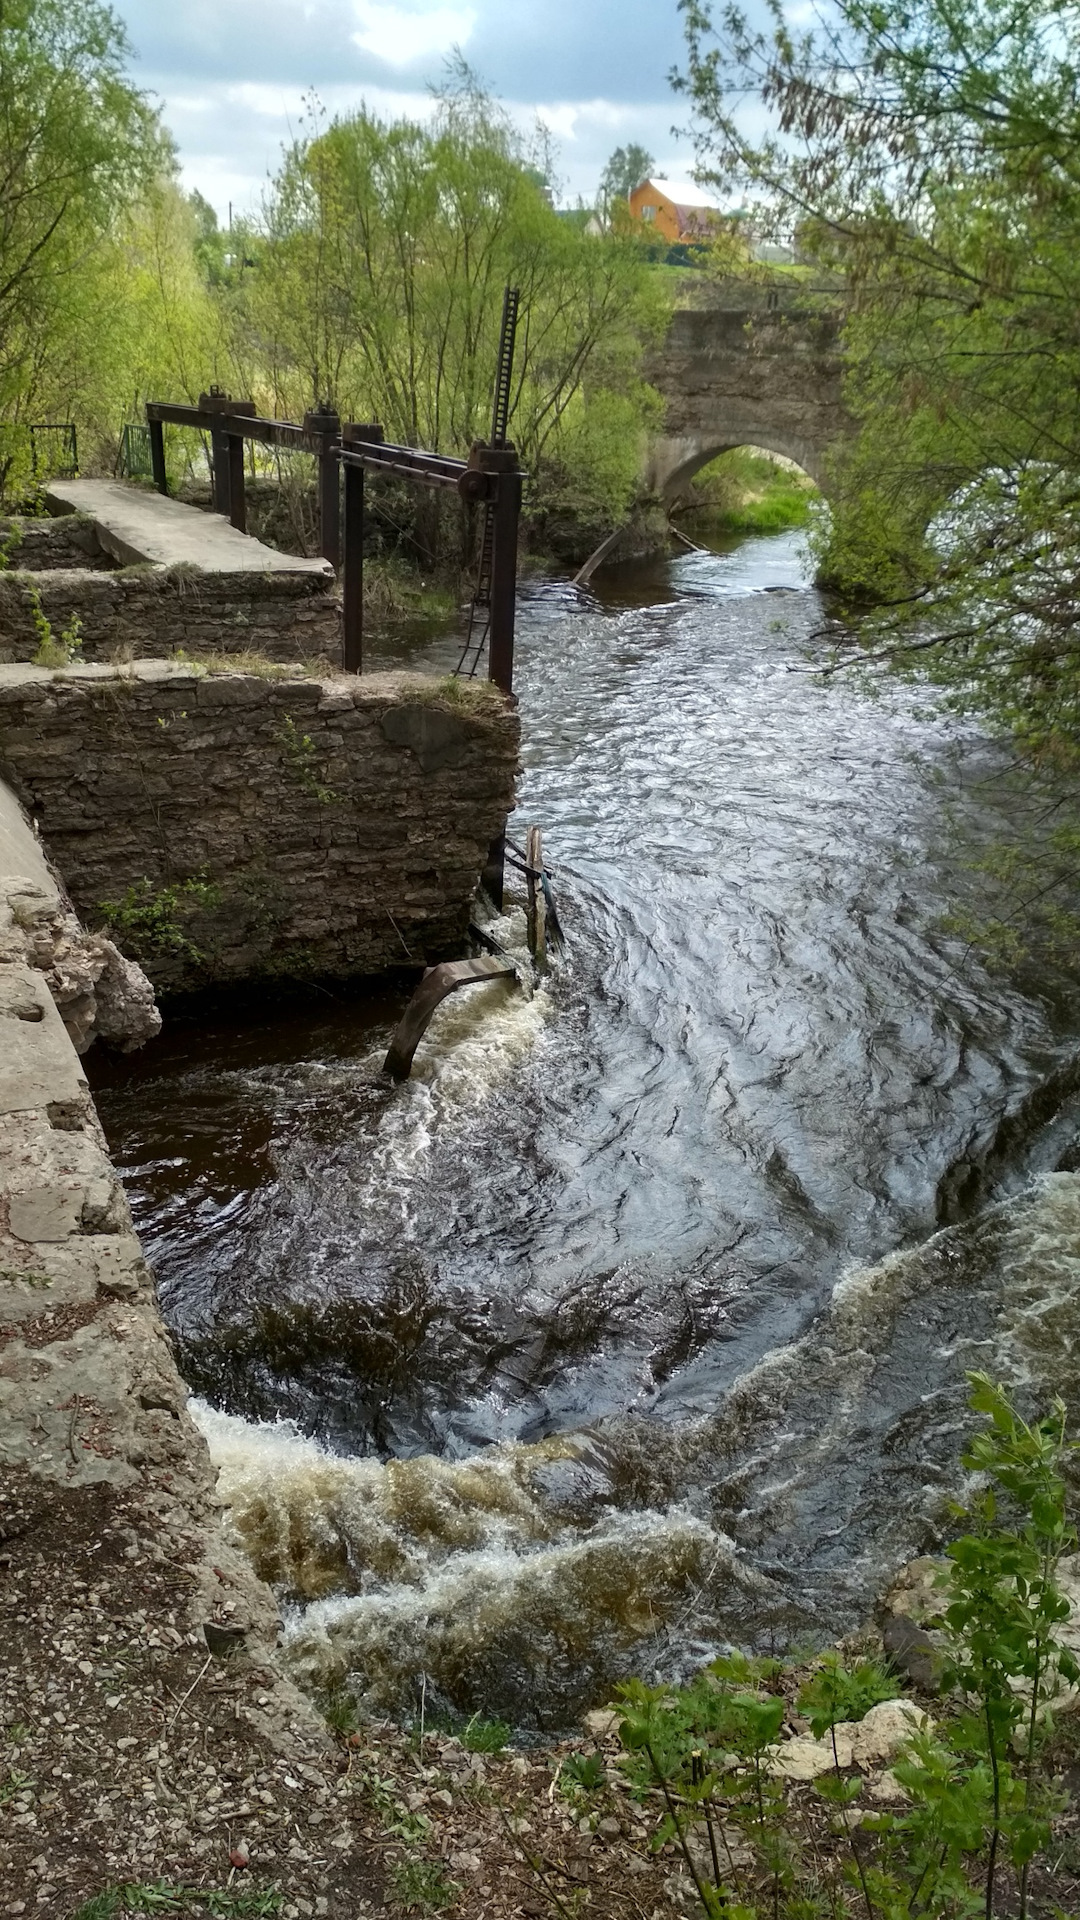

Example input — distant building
[628,178,727,243]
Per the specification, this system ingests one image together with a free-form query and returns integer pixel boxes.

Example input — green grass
[460,1712,511,1754]
[389,1859,460,1913]
[69,1886,283,1919]
[677,446,817,534]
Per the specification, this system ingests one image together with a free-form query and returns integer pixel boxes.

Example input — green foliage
[25,580,83,666]
[608,1375,1077,1919]
[389,1857,460,1913]
[273,714,337,805]
[0,0,161,497]
[598,143,655,217]
[676,0,1080,957]
[677,449,817,534]
[68,1890,281,1919]
[559,1752,606,1793]
[461,1712,511,1753]
[798,1654,899,1740]
[95,874,220,961]
[233,82,667,565]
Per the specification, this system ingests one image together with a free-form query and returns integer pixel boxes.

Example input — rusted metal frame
[342,460,365,675]
[148,418,168,496]
[305,408,342,571]
[383,957,519,1081]
[337,441,470,486]
[146,404,320,453]
[145,398,345,564]
[340,422,383,677]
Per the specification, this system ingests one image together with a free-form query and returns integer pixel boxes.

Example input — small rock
[583,1709,620,1740]
[850,1700,929,1767]
[597,1816,621,1839]
[229,1845,250,1869]
[883,1613,943,1693]
[767,1733,851,1780]
[868,1769,910,1806]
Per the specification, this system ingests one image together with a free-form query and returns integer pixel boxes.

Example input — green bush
[612,1374,1079,1920]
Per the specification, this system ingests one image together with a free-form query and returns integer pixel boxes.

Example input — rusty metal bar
[305,406,341,569]
[384,957,519,1080]
[146,402,325,455]
[338,439,470,484]
[343,461,364,674]
[227,434,246,532]
[484,446,522,697]
[148,417,168,496]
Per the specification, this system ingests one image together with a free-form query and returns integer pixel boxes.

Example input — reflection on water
[90,529,1080,1722]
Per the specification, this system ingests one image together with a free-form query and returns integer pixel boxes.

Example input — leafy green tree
[236,90,665,563]
[0,0,159,493]
[598,142,655,218]
[674,0,1080,950]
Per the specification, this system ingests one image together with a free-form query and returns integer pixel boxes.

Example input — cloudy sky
[113,0,696,224]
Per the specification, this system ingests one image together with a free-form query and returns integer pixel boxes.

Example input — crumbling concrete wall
[0,560,340,664]
[0,661,519,994]
[0,781,362,1912]
[0,781,160,1054]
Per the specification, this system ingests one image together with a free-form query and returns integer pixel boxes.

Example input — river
[88,528,1080,1729]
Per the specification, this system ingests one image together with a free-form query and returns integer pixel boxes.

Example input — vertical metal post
[305,406,342,570]
[342,459,364,674]
[210,425,230,517]
[485,452,522,697]
[148,417,168,496]
[227,434,246,533]
[340,424,383,675]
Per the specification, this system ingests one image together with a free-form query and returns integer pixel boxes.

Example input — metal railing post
[340,424,383,674]
[480,445,522,697]
[305,405,342,570]
[148,417,168,496]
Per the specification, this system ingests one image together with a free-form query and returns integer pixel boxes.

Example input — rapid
[89,529,1080,1729]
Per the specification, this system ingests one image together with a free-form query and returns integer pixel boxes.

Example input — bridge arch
[644,293,848,506]
[648,432,828,502]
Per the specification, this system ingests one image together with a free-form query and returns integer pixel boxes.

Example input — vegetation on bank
[305,1377,1080,1920]
[677,0,1080,956]
[673,449,818,536]
[0,7,669,568]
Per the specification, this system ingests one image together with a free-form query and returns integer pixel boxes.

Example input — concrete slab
[45,478,334,580]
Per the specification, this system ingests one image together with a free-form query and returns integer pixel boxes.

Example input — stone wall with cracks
[0,776,380,1914]
[0,660,520,995]
[0,558,340,664]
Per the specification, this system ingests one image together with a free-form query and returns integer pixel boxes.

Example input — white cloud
[351,1,477,66]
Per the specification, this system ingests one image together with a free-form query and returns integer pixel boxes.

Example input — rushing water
[89,529,1080,1727]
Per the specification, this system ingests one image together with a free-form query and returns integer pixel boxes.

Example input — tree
[0,0,159,490]
[675,0,1080,950]
[598,143,655,219]
[236,90,666,564]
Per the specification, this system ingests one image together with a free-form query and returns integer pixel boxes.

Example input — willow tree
[236,87,665,561]
[0,0,160,494]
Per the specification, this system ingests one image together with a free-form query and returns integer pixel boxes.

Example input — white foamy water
[192,1171,1080,1723]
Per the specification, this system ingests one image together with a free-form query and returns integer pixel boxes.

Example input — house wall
[629,182,681,242]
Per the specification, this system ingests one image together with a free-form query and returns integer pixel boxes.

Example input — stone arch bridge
[645,286,847,499]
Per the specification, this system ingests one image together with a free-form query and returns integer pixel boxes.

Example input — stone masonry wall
[0,511,116,570]
[0,661,518,993]
[0,563,340,664]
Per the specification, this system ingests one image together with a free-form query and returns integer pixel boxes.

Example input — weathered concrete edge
[0,783,332,1760]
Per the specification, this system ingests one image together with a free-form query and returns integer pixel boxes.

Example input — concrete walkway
[46,477,333,578]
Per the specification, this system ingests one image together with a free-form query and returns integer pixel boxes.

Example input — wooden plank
[525,824,547,972]
[383,957,518,1081]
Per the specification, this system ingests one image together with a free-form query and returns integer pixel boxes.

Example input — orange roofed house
[627,177,727,242]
